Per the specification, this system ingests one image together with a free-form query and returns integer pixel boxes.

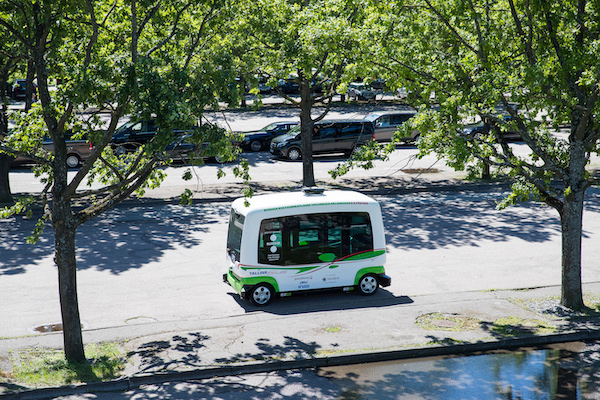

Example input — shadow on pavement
[127,332,211,375]
[228,289,413,315]
[0,202,230,276]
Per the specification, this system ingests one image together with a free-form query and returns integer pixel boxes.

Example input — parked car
[165,134,238,164]
[347,82,376,101]
[370,79,387,92]
[277,79,300,94]
[364,110,419,143]
[111,119,193,154]
[256,76,273,93]
[462,116,522,142]
[11,79,37,101]
[462,105,522,142]
[12,134,93,168]
[269,120,374,160]
[238,121,299,152]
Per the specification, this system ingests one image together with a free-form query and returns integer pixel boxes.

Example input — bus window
[258,212,373,265]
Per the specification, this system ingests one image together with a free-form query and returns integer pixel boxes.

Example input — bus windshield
[227,209,244,262]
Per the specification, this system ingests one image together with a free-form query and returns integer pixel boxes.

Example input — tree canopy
[0,0,245,362]
[334,0,600,310]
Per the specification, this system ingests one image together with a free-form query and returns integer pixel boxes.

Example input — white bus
[223,188,390,306]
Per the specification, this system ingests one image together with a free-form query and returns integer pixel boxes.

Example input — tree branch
[145,2,193,57]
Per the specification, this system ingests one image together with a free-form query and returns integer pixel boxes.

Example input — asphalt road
[3,180,600,339]
[4,102,600,338]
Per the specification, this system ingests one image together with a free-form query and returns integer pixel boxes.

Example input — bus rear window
[258,212,372,265]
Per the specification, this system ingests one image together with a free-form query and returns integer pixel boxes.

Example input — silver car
[347,82,376,101]
[364,110,419,143]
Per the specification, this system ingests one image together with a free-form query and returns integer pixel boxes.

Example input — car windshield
[115,121,136,134]
[286,124,301,136]
[262,123,279,131]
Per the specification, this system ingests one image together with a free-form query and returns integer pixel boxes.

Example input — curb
[3,329,600,400]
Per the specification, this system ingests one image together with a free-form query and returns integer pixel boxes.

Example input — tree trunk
[299,75,315,187]
[481,161,491,180]
[30,4,86,361]
[0,71,13,204]
[0,155,14,205]
[560,193,584,310]
[25,58,35,110]
[559,140,586,310]
[52,165,85,362]
[0,85,13,205]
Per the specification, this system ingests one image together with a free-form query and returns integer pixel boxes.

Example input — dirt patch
[416,313,480,331]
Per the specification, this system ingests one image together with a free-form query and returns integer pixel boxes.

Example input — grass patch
[416,313,480,332]
[491,316,556,337]
[10,342,126,388]
[324,326,341,333]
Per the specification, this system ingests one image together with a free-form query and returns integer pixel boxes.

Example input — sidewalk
[2,175,600,399]
[2,283,600,399]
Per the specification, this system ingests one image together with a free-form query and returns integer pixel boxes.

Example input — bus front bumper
[377,274,392,287]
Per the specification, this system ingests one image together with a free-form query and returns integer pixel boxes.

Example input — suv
[270,120,374,160]
[12,133,93,168]
[111,120,159,152]
[364,110,419,143]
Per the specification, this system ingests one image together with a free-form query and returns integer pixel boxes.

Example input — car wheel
[66,154,81,168]
[249,283,274,306]
[250,140,262,152]
[287,147,301,161]
[357,274,379,296]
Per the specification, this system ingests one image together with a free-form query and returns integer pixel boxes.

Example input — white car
[347,82,376,101]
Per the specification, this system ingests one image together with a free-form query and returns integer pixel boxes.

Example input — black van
[269,120,374,160]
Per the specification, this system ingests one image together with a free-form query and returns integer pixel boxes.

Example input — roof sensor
[302,187,325,195]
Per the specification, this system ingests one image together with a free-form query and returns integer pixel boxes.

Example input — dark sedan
[462,114,522,142]
[238,121,298,152]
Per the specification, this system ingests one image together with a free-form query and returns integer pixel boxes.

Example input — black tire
[250,140,262,152]
[287,147,301,161]
[357,274,379,296]
[66,154,81,168]
[249,283,274,306]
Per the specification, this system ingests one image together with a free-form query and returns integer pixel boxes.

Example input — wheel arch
[354,266,386,286]
[240,276,280,298]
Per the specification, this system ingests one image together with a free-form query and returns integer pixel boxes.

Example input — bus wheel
[357,274,379,296]
[249,283,274,306]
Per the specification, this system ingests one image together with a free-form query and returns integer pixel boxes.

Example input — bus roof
[231,190,378,216]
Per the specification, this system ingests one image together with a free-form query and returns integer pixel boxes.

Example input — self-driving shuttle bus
[223,188,390,306]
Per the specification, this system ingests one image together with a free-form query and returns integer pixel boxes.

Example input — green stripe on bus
[343,249,386,261]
